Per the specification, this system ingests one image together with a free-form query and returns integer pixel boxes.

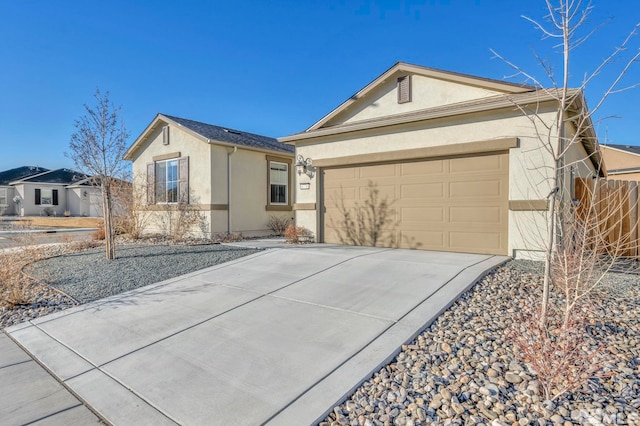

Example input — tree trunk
[102,183,116,260]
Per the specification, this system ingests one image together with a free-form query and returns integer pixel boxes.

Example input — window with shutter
[52,189,59,206]
[151,157,188,204]
[35,188,41,205]
[40,189,53,205]
[397,75,411,104]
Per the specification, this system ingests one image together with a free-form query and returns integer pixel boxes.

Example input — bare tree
[492,0,640,325]
[491,0,639,399]
[68,89,130,260]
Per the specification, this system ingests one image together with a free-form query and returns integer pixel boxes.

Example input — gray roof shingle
[16,168,91,185]
[163,114,294,154]
[605,143,640,156]
[0,166,50,186]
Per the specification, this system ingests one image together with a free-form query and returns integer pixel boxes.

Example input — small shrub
[213,232,243,243]
[0,245,46,307]
[42,207,55,216]
[284,225,314,244]
[266,215,292,236]
[92,227,106,240]
[509,304,613,401]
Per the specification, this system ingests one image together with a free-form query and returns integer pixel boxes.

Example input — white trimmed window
[41,189,53,205]
[269,162,288,205]
[0,188,7,206]
[35,188,58,206]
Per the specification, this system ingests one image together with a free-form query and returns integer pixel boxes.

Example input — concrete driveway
[7,245,507,425]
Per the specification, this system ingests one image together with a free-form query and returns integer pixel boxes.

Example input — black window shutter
[178,157,189,204]
[147,163,155,204]
[35,188,41,205]
[52,189,59,206]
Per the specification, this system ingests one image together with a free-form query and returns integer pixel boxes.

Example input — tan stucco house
[600,144,640,181]
[0,166,101,217]
[124,114,295,237]
[280,62,604,259]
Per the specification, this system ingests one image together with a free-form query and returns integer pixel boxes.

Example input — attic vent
[162,126,170,145]
[223,129,242,135]
[397,75,411,104]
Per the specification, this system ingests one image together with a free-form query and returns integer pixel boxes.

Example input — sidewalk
[0,332,101,425]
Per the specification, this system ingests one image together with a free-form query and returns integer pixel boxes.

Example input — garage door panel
[450,231,503,252]
[450,155,503,173]
[325,168,357,181]
[449,206,503,224]
[359,164,397,178]
[325,187,357,203]
[401,160,445,175]
[322,152,508,255]
[401,182,444,199]
[359,184,396,199]
[400,230,444,249]
[450,180,503,198]
[401,207,444,222]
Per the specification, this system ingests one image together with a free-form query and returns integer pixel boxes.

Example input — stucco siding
[601,146,640,170]
[16,183,67,216]
[129,119,293,237]
[328,74,504,126]
[293,105,593,257]
[601,146,640,181]
[0,186,16,215]
[130,124,213,206]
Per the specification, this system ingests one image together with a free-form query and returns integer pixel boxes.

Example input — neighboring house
[0,167,102,217]
[0,166,49,215]
[280,62,604,259]
[123,114,295,237]
[600,144,640,181]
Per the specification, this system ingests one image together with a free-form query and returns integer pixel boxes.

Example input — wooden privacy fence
[575,177,639,259]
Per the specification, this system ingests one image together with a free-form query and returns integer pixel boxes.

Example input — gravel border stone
[322,260,640,426]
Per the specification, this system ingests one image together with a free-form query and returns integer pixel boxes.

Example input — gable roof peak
[124,113,293,160]
[305,61,537,132]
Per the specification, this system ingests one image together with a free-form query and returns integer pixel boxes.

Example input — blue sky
[1,0,639,172]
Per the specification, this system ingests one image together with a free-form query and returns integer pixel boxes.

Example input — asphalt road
[0,230,95,250]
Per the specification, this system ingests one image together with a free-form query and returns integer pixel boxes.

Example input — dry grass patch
[0,244,47,307]
[16,216,103,229]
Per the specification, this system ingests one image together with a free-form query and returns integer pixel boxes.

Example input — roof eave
[305,61,535,132]
[601,145,640,158]
[124,114,212,161]
[280,90,561,144]
[206,138,294,156]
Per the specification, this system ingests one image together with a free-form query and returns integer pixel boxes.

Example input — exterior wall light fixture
[295,155,315,178]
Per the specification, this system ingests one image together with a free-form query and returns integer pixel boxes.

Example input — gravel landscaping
[1,243,259,328]
[2,242,638,424]
[28,243,261,303]
[322,262,640,426]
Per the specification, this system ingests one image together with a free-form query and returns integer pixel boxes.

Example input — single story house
[123,114,295,237]
[0,166,102,217]
[600,144,640,181]
[280,62,604,259]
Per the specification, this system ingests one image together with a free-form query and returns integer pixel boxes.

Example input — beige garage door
[322,152,509,255]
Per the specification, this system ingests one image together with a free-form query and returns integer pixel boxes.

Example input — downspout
[227,146,237,233]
